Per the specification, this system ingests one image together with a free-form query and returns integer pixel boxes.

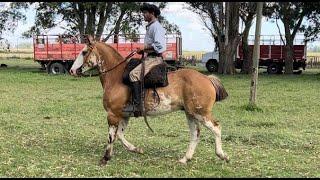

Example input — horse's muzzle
[70,67,83,76]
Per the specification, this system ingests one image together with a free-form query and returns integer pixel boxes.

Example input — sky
[1,2,318,52]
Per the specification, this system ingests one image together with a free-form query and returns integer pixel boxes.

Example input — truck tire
[267,63,281,74]
[206,60,218,72]
[48,62,66,74]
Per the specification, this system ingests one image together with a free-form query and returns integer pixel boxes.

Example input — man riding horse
[69,3,230,165]
[123,3,167,117]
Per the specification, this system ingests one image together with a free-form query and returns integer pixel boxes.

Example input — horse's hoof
[99,158,109,166]
[134,147,144,154]
[178,157,188,165]
[224,154,230,163]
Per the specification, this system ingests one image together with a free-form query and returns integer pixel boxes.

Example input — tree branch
[292,12,305,38]
[275,17,286,45]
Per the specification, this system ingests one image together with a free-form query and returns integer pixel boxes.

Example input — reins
[98,50,137,74]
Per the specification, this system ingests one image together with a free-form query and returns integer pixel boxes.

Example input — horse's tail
[207,75,228,102]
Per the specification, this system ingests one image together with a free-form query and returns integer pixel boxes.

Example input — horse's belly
[145,93,181,116]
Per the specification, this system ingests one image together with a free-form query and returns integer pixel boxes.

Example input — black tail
[207,75,228,101]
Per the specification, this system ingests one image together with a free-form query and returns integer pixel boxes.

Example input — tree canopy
[12,2,180,42]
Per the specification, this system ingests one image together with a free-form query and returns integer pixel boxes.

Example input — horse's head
[70,35,100,76]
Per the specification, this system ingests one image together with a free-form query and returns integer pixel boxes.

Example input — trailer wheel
[206,59,218,72]
[267,63,280,74]
[48,62,66,74]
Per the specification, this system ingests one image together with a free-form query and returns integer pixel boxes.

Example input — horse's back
[167,68,213,87]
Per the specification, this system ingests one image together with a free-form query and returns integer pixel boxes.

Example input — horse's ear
[84,35,95,45]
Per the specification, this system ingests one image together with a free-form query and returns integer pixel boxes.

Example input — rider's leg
[125,57,163,116]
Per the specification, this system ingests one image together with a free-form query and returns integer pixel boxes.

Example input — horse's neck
[96,45,126,88]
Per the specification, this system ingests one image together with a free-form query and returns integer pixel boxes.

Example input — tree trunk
[113,10,126,43]
[85,4,97,36]
[241,21,253,74]
[249,2,263,105]
[223,2,239,74]
[95,3,113,41]
[284,37,294,74]
[282,2,294,74]
[217,2,225,74]
[218,40,226,74]
[222,2,229,74]
[76,3,85,43]
[94,3,106,41]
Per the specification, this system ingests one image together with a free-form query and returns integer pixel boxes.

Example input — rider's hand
[136,47,144,55]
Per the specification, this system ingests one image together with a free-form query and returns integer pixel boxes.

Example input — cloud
[162,2,215,51]
[0,2,10,10]
[162,2,209,34]
[163,2,202,26]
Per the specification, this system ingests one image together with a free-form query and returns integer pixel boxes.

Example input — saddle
[122,58,169,89]
[122,58,169,108]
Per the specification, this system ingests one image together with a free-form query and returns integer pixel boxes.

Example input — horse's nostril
[76,68,82,75]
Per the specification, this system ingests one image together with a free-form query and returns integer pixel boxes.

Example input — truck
[201,36,307,74]
[33,34,183,74]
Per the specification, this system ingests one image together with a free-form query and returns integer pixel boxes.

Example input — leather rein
[96,50,137,75]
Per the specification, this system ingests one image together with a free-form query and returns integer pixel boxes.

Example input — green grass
[0,59,320,177]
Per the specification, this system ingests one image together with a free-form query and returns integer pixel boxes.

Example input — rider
[124,3,167,117]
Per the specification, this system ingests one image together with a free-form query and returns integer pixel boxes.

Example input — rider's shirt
[144,20,166,54]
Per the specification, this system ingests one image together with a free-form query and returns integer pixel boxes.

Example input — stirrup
[133,110,142,117]
[122,104,142,117]
[122,104,135,112]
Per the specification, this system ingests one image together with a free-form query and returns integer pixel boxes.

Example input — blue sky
[2,2,317,51]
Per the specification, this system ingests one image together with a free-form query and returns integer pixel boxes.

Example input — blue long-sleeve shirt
[144,20,166,54]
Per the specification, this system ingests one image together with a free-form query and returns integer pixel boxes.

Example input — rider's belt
[147,52,163,57]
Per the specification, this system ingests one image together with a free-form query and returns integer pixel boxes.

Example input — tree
[187,2,240,74]
[0,3,27,38]
[239,2,257,74]
[249,2,263,107]
[101,2,180,43]
[17,2,180,43]
[21,2,115,41]
[265,2,320,74]
[222,2,240,74]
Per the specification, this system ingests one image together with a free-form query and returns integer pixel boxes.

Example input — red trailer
[235,36,307,74]
[33,34,182,74]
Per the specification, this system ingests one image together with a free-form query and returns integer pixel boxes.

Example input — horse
[70,36,230,165]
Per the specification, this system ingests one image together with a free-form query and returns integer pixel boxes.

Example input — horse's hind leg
[179,114,201,164]
[117,118,143,154]
[200,114,229,162]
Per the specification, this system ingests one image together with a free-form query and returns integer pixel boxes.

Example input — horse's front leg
[117,117,144,154]
[99,114,119,166]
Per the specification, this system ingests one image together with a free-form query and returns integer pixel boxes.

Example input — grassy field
[0,59,319,177]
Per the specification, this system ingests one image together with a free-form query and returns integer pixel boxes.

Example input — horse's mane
[96,42,124,61]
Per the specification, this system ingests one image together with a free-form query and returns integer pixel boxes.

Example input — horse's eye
[82,51,87,56]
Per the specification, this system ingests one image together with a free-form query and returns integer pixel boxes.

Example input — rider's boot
[123,81,142,117]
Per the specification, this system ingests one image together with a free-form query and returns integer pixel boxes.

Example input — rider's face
[142,10,154,22]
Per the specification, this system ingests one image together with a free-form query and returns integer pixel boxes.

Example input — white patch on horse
[71,46,87,71]
[147,93,173,116]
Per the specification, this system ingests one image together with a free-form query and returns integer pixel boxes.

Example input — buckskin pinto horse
[70,36,229,165]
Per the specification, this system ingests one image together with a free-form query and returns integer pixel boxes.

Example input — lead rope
[140,53,154,133]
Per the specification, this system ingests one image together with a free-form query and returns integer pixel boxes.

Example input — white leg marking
[179,115,200,164]
[102,125,117,162]
[201,119,229,162]
[117,118,143,154]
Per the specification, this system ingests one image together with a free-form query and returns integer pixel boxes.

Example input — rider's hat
[140,3,161,17]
